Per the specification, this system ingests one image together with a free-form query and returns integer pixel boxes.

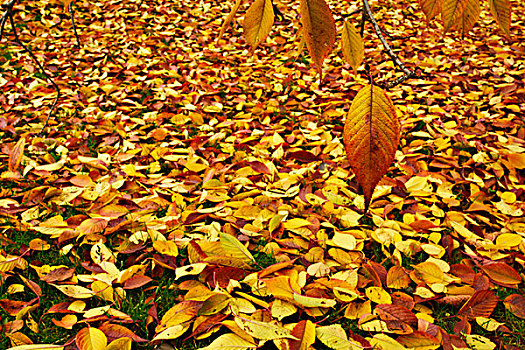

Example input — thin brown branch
[69,0,81,47]
[362,0,416,88]
[1,0,60,133]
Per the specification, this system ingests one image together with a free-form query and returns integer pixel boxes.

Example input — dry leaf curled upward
[299,0,336,79]
[243,0,274,50]
[343,85,400,212]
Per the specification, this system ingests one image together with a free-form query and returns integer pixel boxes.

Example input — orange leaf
[504,294,525,319]
[98,322,148,342]
[341,19,364,73]
[299,0,336,80]
[397,331,440,349]
[457,290,498,320]
[386,266,411,289]
[489,0,511,38]
[243,0,274,50]
[480,262,522,287]
[442,0,469,32]
[343,85,400,212]
[451,0,480,36]
[8,138,25,173]
[419,0,443,21]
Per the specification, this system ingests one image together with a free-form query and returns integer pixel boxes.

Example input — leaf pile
[0,0,524,349]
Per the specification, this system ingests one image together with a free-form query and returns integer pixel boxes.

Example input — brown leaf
[41,267,75,283]
[98,322,148,342]
[8,138,25,173]
[375,304,418,333]
[397,331,440,349]
[386,266,411,289]
[480,262,522,287]
[123,275,152,289]
[489,0,511,38]
[457,290,498,320]
[299,0,336,79]
[243,0,274,50]
[419,0,443,21]
[504,294,525,319]
[343,85,400,212]
[442,0,469,32]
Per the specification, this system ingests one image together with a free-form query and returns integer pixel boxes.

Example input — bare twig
[69,0,81,47]
[359,6,365,37]
[1,0,60,133]
[362,0,416,88]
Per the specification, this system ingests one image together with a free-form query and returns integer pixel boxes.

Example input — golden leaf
[343,85,400,212]
[419,0,443,21]
[489,0,511,38]
[299,0,336,79]
[341,19,364,73]
[243,0,274,50]
[75,327,107,350]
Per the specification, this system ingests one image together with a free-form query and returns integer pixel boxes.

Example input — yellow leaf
[152,324,190,341]
[330,231,357,250]
[199,333,257,350]
[413,261,444,284]
[198,293,231,315]
[104,337,131,350]
[220,232,255,263]
[299,0,336,79]
[489,0,511,38]
[271,299,297,320]
[475,317,504,332]
[153,241,179,257]
[343,85,400,212]
[75,327,107,350]
[51,284,95,299]
[293,294,337,308]
[234,315,295,340]
[341,20,364,73]
[365,286,392,304]
[464,334,496,350]
[316,324,362,350]
[243,0,274,50]
[7,345,64,350]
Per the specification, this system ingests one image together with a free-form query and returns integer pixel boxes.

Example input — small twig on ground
[362,0,417,88]
[69,0,81,47]
[1,0,60,134]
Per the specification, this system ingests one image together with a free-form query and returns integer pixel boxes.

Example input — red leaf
[457,290,499,320]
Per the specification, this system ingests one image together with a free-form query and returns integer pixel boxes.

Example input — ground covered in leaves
[1,0,524,349]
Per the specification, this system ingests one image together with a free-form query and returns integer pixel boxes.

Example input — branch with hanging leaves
[361,0,416,88]
[1,0,60,134]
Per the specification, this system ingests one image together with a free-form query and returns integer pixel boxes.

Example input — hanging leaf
[341,19,364,73]
[451,0,480,37]
[243,0,274,50]
[75,327,107,350]
[489,0,511,38]
[419,0,443,21]
[442,0,469,33]
[343,85,400,212]
[299,0,336,80]
[218,0,244,41]
[457,290,499,320]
